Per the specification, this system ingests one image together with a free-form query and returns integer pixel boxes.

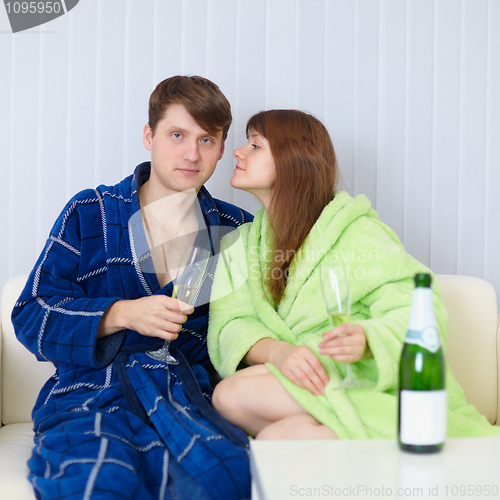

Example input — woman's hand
[319,324,369,362]
[269,342,330,396]
[98,296,194,339]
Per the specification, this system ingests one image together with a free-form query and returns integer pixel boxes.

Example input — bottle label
[405,327,441,353]
[400,389,447,445]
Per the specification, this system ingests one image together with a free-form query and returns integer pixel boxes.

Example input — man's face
[143,103,225,196]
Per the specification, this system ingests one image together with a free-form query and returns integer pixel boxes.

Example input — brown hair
[148,75,232,141]
[246,110,339,304]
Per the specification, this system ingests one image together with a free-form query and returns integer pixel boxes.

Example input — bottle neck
[408,288,437,331]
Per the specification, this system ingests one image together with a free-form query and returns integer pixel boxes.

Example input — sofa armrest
[497,314,500,426]
[0,308,3,425]
[1,275,56,426]
[437,274,499,425]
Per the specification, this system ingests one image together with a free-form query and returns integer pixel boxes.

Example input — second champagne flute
[320,259,371,389]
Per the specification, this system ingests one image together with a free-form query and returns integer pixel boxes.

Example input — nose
[184,140,200,162]
[233,146,244,160]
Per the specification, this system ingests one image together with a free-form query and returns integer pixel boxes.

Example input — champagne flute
[320,259,370,389]
[148,245,211,363]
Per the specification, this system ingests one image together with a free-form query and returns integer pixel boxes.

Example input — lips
[177,168,199,174]
[235,165,245,171]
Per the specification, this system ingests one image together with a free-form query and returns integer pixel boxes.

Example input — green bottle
[398,273,446,453]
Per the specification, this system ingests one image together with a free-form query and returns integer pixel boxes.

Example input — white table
[250,438,500,499]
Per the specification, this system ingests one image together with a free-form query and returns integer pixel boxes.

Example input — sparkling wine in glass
[320,259,371,389]
[148,245,210,364]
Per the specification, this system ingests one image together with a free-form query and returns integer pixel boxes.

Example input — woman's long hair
[246,110,339,305]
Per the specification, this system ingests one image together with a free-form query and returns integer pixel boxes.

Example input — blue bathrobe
[12,162,253,500]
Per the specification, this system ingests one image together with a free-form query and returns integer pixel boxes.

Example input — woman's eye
[251,144,259,149]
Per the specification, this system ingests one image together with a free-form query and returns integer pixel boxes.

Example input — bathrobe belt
[114,343,249,448]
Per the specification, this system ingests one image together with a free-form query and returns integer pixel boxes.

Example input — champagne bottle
[398,273,446,453]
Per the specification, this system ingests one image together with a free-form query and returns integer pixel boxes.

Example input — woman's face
[231,130,276,207]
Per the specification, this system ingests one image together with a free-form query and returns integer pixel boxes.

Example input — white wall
[1,0,499,308]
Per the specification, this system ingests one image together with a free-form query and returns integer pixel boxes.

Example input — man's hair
[246,109,339,305]
[148,75,232,141]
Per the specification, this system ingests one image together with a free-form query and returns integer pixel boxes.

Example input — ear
[143,124,153,151]
[218,141,225,161]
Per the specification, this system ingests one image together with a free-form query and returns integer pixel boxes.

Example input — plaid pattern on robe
[12,162,253,500]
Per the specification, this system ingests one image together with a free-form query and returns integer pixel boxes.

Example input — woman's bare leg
[212,364,308,435]
[212,364,335,439]
[256,414,337,440]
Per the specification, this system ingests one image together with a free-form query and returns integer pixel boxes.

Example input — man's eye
[173,133,182,139]
[201,138,212,144]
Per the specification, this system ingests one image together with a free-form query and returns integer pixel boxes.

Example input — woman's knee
[212,376,242,417]
[212,366,268,415]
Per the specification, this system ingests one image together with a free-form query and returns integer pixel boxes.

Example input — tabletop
[250,438,500,500]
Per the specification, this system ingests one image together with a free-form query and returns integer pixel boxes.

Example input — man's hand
[269,343,330,396]
[98,296,194,339]
[319,324,369,362]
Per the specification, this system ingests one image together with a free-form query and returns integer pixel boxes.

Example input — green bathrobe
[208,191,500,439]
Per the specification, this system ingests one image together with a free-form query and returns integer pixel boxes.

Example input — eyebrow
[166,125,214,138]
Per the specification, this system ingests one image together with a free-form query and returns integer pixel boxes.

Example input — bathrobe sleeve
[208,226,283,378]
[350,276,449,393]
[12,189,125,368]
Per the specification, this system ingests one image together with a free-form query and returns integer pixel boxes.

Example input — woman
[207,109,499,440]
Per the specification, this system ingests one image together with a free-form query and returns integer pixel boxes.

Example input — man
[12,76,253,500]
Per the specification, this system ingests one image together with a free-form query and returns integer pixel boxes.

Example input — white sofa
[1,274,499,499]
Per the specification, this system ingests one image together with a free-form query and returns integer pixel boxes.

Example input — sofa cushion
[0,423,36,499]
[1,275,55,425]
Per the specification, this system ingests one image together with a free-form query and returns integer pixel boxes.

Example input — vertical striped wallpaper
[1,0,499,307]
